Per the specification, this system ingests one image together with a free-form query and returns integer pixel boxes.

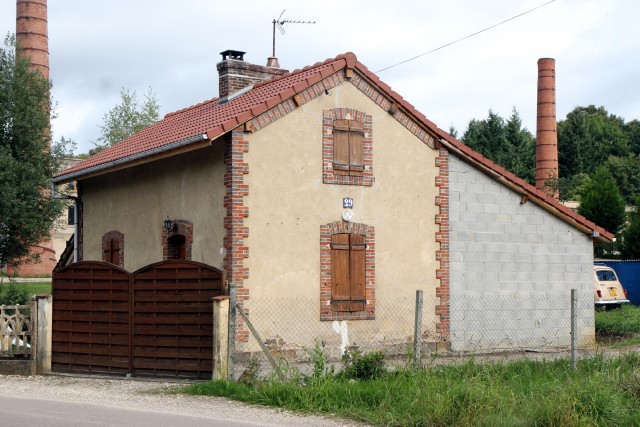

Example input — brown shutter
[110,239,120,265]
[331,233,351,311]
[333,120,350,175]
[349,121,364,176]
[349,234,366,311]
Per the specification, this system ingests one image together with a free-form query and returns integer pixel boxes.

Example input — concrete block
[459,212,478,223]
[477,192,497,203]
[483,203,501,214]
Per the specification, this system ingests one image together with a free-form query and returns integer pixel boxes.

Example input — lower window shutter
[349,234,366,311]
[331,234,351,311]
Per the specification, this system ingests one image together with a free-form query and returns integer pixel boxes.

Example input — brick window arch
[102,230,124,267]
[162,219,193,261]
[320,221,375,321]
[323,108,373,186]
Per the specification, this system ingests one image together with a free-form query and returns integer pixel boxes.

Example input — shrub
[340,348,386,381]
[0,281,29,306]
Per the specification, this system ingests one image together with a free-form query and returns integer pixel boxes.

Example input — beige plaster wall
[81,144,226,272]
[240,82,440,351]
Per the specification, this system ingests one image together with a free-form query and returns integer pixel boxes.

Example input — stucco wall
[81,144,227,271]
[239,82,440,352]
[448,155,595,352]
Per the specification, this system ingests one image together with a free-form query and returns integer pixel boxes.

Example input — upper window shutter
[331,233,351,311]
[349,234,366,311]
[333,120,350,175]
[348,121,364,175]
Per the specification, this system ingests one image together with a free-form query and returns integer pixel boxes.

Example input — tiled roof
[54,52,614,242]
[54,54,349,180]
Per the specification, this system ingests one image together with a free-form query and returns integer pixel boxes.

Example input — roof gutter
[52,133,210,184]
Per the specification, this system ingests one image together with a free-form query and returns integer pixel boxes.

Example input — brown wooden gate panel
[52,260,224,379]
[52,262,131,375]
[132,261,223,379]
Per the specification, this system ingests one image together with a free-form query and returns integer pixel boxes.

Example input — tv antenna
[272,9,315,58]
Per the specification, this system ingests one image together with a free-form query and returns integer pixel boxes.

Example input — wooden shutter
[348,121,364,176]
[349,234,366,311]
[331,234,351,311]
[110,239,120,265]
[333,120,350,175]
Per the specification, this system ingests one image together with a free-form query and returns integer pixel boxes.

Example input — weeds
[181,354,640,426]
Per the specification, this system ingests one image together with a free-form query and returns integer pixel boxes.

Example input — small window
[67,205,75,225]
[333,120,364,176]
[168,234,186,260]
[596,270,617,281]
[103,238,121,265]
[331,233,366,312]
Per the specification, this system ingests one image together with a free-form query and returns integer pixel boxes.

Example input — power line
[376,0,557,73]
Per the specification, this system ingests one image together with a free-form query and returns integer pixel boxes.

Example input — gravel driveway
[0,374,369,427]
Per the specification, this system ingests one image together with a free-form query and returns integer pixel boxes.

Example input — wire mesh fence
[231,291,640,378]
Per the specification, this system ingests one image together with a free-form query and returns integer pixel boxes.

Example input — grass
[18,282,52,296]
[596,304,640,347]
[180,354,640,426]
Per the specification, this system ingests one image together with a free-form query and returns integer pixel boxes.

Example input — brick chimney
[535,58,559,199]
[16,0,49,80]
[217,50,288,100]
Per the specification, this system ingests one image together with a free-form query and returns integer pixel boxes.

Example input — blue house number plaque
[343,197,354,209]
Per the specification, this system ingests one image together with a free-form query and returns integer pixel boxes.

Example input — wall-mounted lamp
[164,216,177,233]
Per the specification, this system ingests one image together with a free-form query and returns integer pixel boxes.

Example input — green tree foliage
[622,198,640,259]
[91,87,160,154]
[624,119,640,156]
[605,154,640,203]
[0,35,72,269]
[461,108,535,184]
[558,105,630,179]
[577,167,626,235]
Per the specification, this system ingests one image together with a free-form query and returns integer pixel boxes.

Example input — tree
[461,108,535,184]
[91,87,160,154]
[604,154,640,204]
[622,198,640,259]
[577,167,626,235]
[0,35,72,269]
[557,105,630,178]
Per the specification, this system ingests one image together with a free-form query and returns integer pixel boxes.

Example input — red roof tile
[55,55,347,180]
[54,51,614,242]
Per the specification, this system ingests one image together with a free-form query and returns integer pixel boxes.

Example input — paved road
[1,396,266,427]
[0,375,366,427]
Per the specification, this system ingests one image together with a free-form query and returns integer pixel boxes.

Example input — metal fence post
[414,290,424,367]
[571,288,577,370]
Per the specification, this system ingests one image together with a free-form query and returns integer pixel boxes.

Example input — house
[52,50,613,363]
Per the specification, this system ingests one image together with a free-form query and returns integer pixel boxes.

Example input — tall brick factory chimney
[9,0,57,277]
[535,58,559,199]
[216,50,288,100]
[16,0,49,80]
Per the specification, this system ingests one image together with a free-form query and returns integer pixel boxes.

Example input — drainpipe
[51,181,78,263]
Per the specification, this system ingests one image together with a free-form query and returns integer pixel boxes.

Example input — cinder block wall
[448,155,594,352]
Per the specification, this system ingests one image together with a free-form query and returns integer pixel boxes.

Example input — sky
[1,0,639,155]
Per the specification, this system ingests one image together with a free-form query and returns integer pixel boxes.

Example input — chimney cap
[220,50,246,61]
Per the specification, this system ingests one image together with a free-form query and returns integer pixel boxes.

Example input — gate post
[212,296,230,381]
[32,294,52,374]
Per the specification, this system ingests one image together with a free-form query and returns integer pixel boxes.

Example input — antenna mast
[272,9,315,58]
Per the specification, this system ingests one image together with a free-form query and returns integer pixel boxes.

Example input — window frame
[320,221,375,321]
[323,108,373,187]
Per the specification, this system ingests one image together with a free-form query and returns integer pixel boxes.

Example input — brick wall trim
[161,220,193,261]
[435,148,450,341]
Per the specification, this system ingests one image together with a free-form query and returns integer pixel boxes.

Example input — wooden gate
[52,260,224,379]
